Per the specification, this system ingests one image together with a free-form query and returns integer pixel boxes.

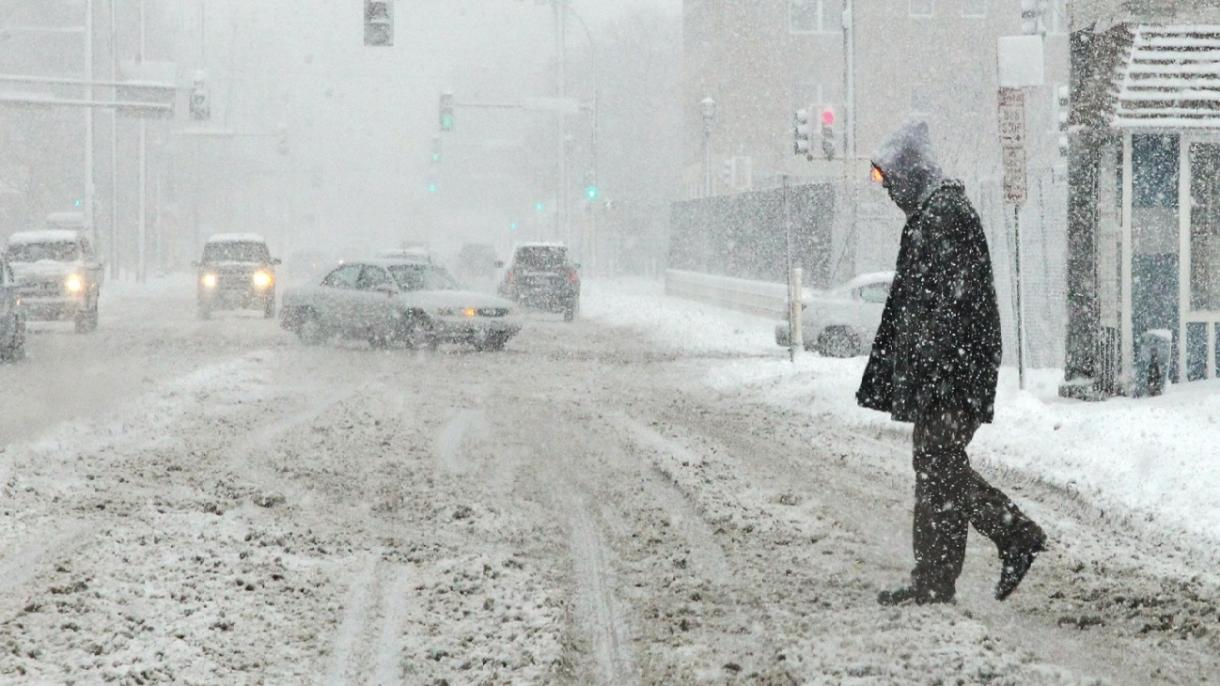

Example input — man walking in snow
[857,119,1046,605]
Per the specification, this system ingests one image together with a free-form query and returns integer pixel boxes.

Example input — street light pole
[554,0,568,244]
[566,6,599,272]
[137,0,147,282]
[109,0,118,276]
[84,0,95,247]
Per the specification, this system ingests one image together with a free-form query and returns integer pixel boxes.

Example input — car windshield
[203,241,270,263]
[389,264,460,291]
[515,246,567,270]
[6,241,79,263]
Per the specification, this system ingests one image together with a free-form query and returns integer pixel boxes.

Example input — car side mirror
[494,260,505,269]
[375,284,397,296]
[271,258,282,266]
[574,263,582,270]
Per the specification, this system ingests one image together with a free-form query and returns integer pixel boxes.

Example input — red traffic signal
[821,107,836,127]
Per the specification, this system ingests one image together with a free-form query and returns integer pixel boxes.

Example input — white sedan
[775,271,894,357]
[281,259,521,351]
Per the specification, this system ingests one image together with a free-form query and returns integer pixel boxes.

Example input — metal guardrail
[664,269,811,320]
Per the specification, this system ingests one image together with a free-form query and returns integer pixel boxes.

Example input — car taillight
[506,270,515,284]
[567,269,580,285]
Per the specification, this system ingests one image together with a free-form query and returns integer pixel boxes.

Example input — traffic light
[720,158,735,187]
[276,124,289,156]
[430,136,442,163]
[509,220,520,232]
[426,179,438,194]
[584,170,599,201]
[439,92,455,132]
[1020,0,1046,35]
[820,106,837,161]
[364,0,394,46]
[534,201,546,213]
[1057,85,1070,157]
[793,108,812,160]
[189,70,210,121]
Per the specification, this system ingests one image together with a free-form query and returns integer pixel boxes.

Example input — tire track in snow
[434,408,487,476]
[370,565,412,686]
[556,486,637,686]
[323,553,379,686]
[0,523,93,622]
[615,415,733,581]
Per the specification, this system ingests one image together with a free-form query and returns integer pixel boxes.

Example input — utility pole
[137,0,147,282]
[84,0,95,247]
[109,0,118,276]
[554,0,567,243]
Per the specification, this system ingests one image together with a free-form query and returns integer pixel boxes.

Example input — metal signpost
[998,86,1028,389]
[781,175,802,362]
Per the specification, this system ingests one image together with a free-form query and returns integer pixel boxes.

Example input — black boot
[995,530,1047,601]
[877,585,953,606]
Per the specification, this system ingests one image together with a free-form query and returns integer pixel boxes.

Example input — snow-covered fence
[665,269,807,320]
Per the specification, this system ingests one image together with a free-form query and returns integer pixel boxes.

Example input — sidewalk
[584,278,1220,547]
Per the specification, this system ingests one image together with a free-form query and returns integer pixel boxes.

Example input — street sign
[998,88,1025,146]
[1002,145,1027,205]
[998,87,1027,206]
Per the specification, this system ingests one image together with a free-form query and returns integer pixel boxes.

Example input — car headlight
[201,273,218,289]
[463,307,477,319]
[65,274,84,293]
[436,308,456,316]
[252,271,273,289]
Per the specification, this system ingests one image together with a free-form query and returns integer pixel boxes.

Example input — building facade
[1063,0,1220,395]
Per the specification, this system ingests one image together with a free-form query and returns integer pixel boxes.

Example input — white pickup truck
[775,271,893,357]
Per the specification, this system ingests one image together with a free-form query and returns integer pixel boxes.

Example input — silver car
[775,271,894,357]
[280,259,521,351]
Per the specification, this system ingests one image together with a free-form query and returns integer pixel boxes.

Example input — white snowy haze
[4,1,1220,684]
[165,0,683,263]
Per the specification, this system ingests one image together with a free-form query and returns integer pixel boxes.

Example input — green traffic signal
[585,185,599,201]
[509,221,520,231]
[534,201,546,213]
[427,182,438,193]
[440,114,455,132]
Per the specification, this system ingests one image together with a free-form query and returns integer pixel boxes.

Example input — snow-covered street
[1,280,1217,684]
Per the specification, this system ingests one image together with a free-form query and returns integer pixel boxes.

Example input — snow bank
[584,279,1220,547]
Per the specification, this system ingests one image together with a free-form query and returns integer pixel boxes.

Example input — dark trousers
[910,402,1039,596]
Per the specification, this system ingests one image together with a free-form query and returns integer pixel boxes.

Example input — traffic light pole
[554,0,568,244]
[84,0,95,250]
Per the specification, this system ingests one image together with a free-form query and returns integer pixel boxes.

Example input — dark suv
[195,234,280,319]
[499,243,580,321]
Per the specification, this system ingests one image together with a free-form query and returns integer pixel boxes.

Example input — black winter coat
[856,181,1002,424]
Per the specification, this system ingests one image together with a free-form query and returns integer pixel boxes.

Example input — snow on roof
[206,232,266,244]
[5,230,80,245]
[1114,25,1220,129]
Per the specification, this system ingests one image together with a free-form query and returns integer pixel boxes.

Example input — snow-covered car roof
[376,248,431,260]
[5,230,81,245]
[362,258,446,269]
[840,271,895,290]
[206,233,267,244]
